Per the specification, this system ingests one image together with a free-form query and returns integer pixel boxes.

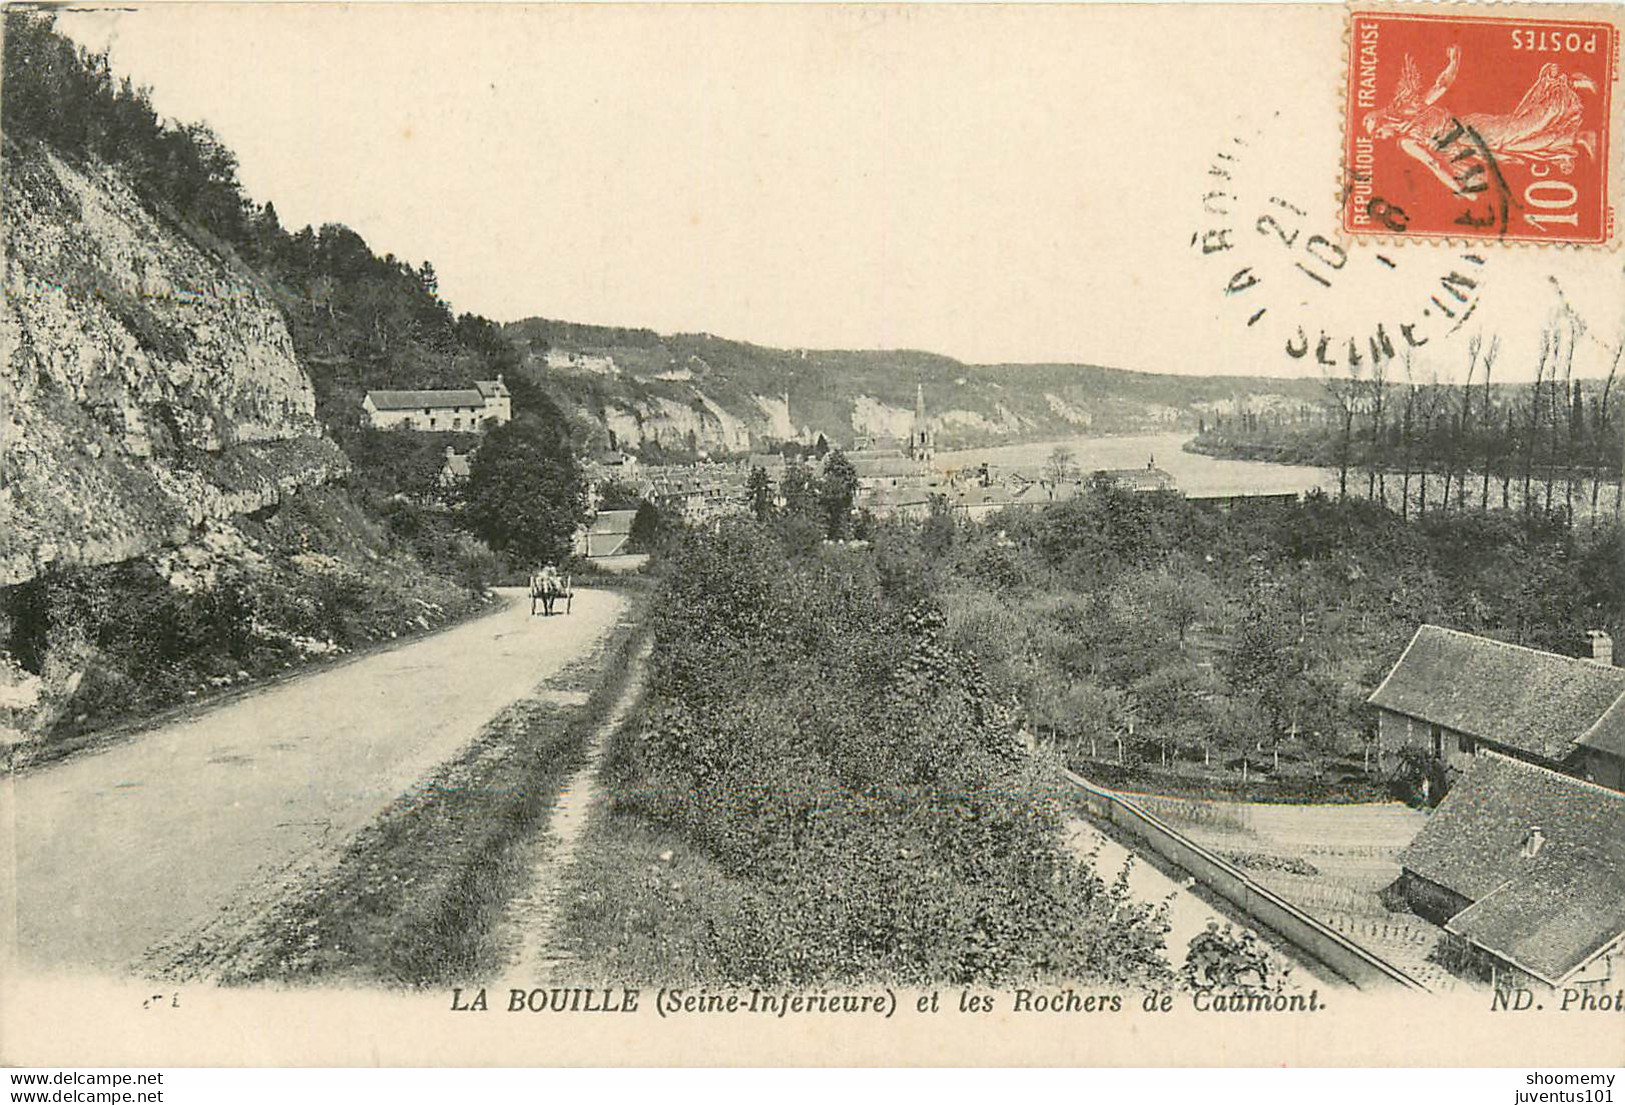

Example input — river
[935,432,1337,499]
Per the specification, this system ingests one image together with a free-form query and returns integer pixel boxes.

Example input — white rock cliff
[2,147,344,586]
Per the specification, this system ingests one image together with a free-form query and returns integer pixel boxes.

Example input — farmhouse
[361,377,511,431]
[1368,625,1625,790]
[1396,752,1625,989]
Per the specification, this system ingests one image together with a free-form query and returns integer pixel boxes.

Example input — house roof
[1368,625,1625,764]
[1445,841,1625,985]
[441,452,471,479]
[1579,695,1625,759]
[366,388,487,411]
[1099,466,1177,491]
[852,455,926,480]
[474,379,509,398]
[945,485,1025,511]
[865,487,933,512]
[1399,752,1625,981]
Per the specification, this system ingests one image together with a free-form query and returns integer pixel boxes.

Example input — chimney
[1587,630,1614,667]
[1520,826,1546,859]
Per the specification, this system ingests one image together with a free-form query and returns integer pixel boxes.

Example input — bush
[597,520,1175,986]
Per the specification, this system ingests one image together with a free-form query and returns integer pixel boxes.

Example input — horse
[529,569,572,616]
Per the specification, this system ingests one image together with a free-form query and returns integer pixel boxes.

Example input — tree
[1443,337,1480,513]
[629,500,662,552]
[814,433,830,459]
[595,478,644,511]
[1144,558,1221,643]
[746,465,775,521]
[1478,337,1499,511]
[820,449,859,539]
[1321,366,1358,501]
[462,421,588,567]
[1592,337,1623,525]
[780,459,819,519]
[1398,355,1417,519]
[1224,601,1295,732]
[922,493,956,557]
[1043,446,1078,486]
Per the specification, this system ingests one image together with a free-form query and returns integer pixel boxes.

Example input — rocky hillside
[2,143,345,586]
[505,318,1327,456]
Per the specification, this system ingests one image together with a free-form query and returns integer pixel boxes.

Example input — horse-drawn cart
[529,569,573,616]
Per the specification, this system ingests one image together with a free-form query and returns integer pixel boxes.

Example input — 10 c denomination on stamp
[1344,6,1621,246]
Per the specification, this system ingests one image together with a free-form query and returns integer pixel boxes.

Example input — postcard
[2,1,1623,1068]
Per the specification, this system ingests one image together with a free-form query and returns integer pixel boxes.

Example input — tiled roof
[1368,625,1625,763]
[865,487,932,511]
[366,388,487,411]
[1400,752,1625,981]
[1579,695,1625,759]
[1445,841,1625,985]
[852,455,926,480]
[1099,466,1177,491]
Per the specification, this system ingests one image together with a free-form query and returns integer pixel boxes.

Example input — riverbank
[935,431,1335,498]
[1187,436,1623,522]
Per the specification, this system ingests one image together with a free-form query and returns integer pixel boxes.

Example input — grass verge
[554,806,749,986]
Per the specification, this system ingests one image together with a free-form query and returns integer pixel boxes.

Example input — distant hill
[502,317,1330,456]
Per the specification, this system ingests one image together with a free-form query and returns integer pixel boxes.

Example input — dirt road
[0,587,629,976]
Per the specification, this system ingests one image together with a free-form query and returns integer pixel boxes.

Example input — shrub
[601,520,1174,987]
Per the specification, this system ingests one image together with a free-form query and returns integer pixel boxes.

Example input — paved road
[0,587,628,975]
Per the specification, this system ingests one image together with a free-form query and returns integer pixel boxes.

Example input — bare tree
[1445,338,1481,513]
[1501,407,1516,509]
[1479,337,1499,511]
[1367,354,1391,507]
[1043,445,1079,487]
[1413,368,1445,515]
[1524,332,1553,515]
[1322,360,1364,502]
[1558,315,1583,520]
[1543,326,1573,515]
[1399,355,1418,520]
[1595,337,1625,525]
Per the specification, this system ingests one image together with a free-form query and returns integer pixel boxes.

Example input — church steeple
[910,383,934,463]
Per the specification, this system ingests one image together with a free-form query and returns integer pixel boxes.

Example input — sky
[56,3,1625,380]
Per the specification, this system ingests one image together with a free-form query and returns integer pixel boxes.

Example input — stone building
[1397,752,1625,989]
[1368,625,1625,791]
[361,377,511,431]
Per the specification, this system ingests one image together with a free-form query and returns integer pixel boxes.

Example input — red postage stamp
[1344,6,1622,245]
